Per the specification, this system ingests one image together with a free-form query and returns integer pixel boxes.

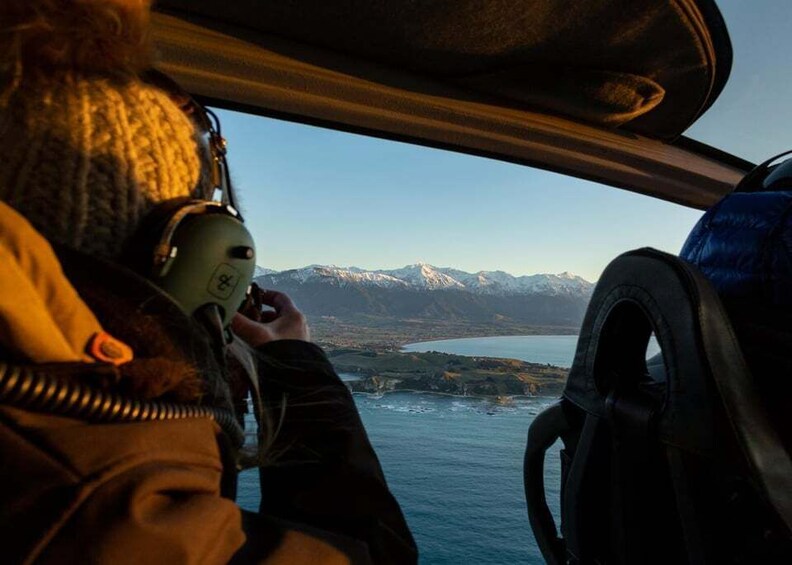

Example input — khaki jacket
[0,202,416,564]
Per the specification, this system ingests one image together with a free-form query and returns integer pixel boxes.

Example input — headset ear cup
[157,211,256,328]
[123,198,256,329]
[122,197,195,277]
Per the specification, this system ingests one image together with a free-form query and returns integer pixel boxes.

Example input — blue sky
[217,0,789,283]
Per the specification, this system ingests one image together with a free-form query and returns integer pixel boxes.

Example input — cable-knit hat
[0,0,204,258]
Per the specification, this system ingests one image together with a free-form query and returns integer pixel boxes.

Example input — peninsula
[258,263,585,398]
[327,348,568,398]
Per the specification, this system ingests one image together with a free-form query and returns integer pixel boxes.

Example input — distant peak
[255,264,593,294]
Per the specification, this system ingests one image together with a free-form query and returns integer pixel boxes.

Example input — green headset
[125,72,256,342]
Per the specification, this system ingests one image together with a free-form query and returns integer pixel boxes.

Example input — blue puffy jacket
[680,190,792,445]
[681,191,792,307]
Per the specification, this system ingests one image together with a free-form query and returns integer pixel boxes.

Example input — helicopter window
[219,107,704,562]
[686,0,790,162]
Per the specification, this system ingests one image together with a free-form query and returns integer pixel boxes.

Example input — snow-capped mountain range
[255,262,593,297]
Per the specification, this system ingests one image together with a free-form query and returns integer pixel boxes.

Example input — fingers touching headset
[232,289,311,347]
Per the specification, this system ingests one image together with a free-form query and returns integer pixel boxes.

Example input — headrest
[564,248,792,527]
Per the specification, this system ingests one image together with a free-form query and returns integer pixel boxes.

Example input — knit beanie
[0,0,204,258]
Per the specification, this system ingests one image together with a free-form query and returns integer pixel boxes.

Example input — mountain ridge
[253,263,594,341]
[255,263,594,297]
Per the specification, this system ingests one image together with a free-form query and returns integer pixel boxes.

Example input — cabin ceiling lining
[151,12,745,209]
[155,0,733,139]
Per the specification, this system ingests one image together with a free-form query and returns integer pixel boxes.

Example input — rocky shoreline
[328,348,568,399]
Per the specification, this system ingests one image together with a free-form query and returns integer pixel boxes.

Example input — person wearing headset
[0,1,417,563]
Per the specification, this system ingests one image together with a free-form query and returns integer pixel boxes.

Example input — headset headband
[151,200,240,273]
[735,149,792,193]
[129,70,256,336]
[141,69,241,214]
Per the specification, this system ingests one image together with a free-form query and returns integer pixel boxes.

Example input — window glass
[685,0,791,162]
[223,110,701,563]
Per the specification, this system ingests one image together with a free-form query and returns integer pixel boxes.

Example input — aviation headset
[123,71,256,343]
[734,149,792,193]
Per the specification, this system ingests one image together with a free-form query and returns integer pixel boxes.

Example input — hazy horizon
[257,261,595,281]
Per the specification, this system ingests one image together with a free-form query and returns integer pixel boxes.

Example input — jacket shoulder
[0,405,245,564]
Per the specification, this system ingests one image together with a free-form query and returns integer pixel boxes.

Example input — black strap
[693,271,792,531]
[606,388,657,564]
[665,446,708,565]
[561,414,608,563]
[524,402,569,565]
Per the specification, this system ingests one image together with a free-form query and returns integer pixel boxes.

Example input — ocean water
[239,335,603,563]
[402,335,581,368]
[239,394,562,564]
[359,394,562,564]
[403,334,661,367]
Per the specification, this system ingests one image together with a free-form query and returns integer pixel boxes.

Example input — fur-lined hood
[58,245,235,406]
[0,200,233,407]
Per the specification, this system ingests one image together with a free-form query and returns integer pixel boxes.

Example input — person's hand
[232,289,310,347]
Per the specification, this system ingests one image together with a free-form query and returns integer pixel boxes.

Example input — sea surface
[402,334,661,368]
[240,335,644,563]
[402,334,580,367]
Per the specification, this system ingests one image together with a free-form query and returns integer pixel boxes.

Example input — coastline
[337,358,567,397]
[398,334,579,369]
[311,317,581,350]
[401,333,579,348]
[350,388,560,401]
[331,335,573,399]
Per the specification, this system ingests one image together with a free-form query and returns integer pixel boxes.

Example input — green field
[311,314,578,349]
[328,348,567,398]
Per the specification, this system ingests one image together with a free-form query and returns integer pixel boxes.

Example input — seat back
[525,248,792,564]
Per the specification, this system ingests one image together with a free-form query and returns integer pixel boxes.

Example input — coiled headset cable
[0,361,244,447]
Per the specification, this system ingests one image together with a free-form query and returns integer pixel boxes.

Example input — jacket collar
[57,246,234,408]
